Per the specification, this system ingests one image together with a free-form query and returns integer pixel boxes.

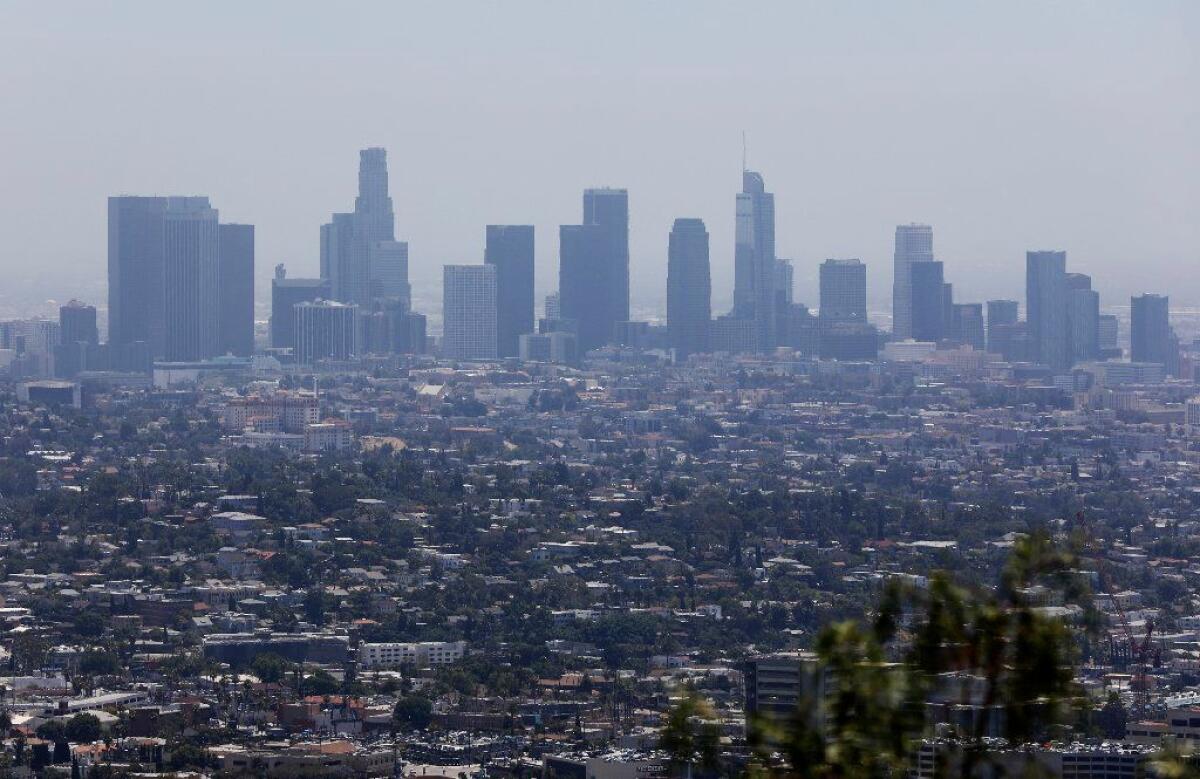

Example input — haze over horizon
[1,1,1196,323]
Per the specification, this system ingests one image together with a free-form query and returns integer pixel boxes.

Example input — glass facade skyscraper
[559,188,629,352]
[218,223,255,357]
[892,223,933,339]
[321,147,396,307]
[666,218,711,359]
[1026,250,1069,370]
[733,171,777,350]
[485,225,535,358]
[1131,293,1170,365]
[910,261,946,342]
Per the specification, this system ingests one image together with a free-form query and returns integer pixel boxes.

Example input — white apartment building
[357,640,467,669]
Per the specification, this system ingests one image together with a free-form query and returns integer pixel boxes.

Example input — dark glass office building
[666,218,711,359]
[485,225,535,358]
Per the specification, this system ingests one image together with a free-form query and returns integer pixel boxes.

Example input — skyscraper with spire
[321,147,397,307]
[733,170,777,350]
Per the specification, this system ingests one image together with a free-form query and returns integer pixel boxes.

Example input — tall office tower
[583,187,630,332]
[218,223,255,357]
[442,265,498,360]
[952,303,985,350]
[321,148,396,306]
[56,300,97,378]
[1131,293,1171,364]
[270,265,331,350]
[1098,314,1119,357]
[1026,250,1069,370]
[775,259,794,307]
[892,223,934,339]
[1065,273,1098,365]
[108,196,168,356]
[557,188,627,353]
[818,259,867,323]
[666,218,711,359]
[910,261,946,342]
[817,258,876,360]
[162,197,220,362]
[59,300,98,346]
[986,299,1019,353]
[371,240,411,309]
[294,299,359,364]
[558,224,606,350]
[485,225,535,358]
[733,171,777,349]
[544,293,561,321]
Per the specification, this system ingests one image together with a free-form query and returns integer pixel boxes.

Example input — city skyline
[3,6,1200,775]
[34,153,1184,384]
[1,2,1196,321]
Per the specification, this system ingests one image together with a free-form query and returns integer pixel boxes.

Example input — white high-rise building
[442,265,497,360]
[892,224,934,339]
[294,299,359,364]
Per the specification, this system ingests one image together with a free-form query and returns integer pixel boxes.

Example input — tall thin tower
[733,170,777,350]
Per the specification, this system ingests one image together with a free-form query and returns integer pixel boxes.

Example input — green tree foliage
[304,669,340,696]
[64,713,102,743]
[34,720,65,742]
[78,650,121,676]
[393,696,433,730]
[249,653,291,684]
[658,693,721,777]
[743,532,1093,777]
[72,611,107,640]
[0,459,37,497]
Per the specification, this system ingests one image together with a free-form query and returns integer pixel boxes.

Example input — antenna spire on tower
[742,131,747,172]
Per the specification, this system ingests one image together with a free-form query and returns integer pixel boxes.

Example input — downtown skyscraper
[55,299,99,378]
[295,299,359,364]
[733,171,777,350]
[485,225,535,358]
[910,261,946,342]
[559,188,629,352]
[108,196,169,357]
[666,218,711,359]
[819,259,867,324]
[109,195,250,365]
[1026,250,1069,370]
[443,264,498,360]
[1131,293,1171,365]
[892,223,934,339]
[218,223,255,357]
[162,197,220,362]
[1066,273,1099,365]
[321,148,397,307]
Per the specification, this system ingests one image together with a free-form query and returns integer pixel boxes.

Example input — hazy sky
[1,1,1197,324]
